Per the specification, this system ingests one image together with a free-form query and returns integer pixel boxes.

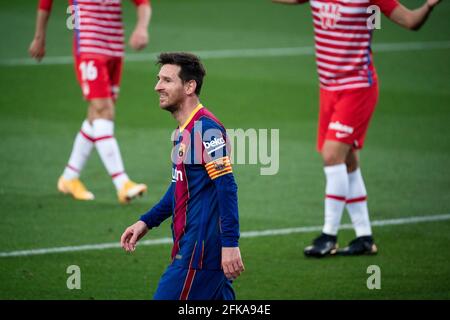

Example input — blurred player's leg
[305,85,379,257]
[90,98,147,204]
[57,120,95,200]
[63,120,95,180]
[305,140,350,257]
[337,150,377,255]
[322,141,351,235]
[346,151,372,237]
[322,164,348,235]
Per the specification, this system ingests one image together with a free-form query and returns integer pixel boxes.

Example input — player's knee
[322,149,345,166]
[321,140,351,166]
[345,152,359,172]
[322,155,342,166]
[89,99,114,120]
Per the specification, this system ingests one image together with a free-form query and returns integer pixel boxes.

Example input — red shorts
[317,82,379,151]
[74,54,123,101]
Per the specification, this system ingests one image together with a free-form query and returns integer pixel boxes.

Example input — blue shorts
[153,264,235,300]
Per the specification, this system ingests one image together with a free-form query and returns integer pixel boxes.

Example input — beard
[159,94,183,114]
[161,103,180,114]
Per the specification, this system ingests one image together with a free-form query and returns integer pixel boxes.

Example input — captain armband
[205,156,232,180]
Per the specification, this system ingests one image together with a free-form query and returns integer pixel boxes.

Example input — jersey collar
[179,103,203,133]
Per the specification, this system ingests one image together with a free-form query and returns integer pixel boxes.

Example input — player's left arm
[213,173,245,281]
[129,0,152,50]
[381,0,441,31]
[202,122,245,280]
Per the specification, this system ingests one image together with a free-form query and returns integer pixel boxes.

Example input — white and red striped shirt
[39,0,149,58]
[306,0,399,91]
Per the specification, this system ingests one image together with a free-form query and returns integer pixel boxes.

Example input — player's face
[155,64,186,112]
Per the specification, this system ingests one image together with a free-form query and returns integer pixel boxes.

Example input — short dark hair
[157,52,206,95]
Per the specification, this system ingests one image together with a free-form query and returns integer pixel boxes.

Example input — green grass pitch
[0,0,449,299]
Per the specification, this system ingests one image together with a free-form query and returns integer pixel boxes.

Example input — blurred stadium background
[0,0,449,299]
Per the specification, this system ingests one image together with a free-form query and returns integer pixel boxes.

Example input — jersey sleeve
[139,183,174,229]
[201,118,232,180]
[213,170,240,247]
[132,0,150,6]
[201,119,240,247]
[38,0,53,11]
[371,0,400,17]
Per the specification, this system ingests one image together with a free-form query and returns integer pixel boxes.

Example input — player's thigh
[107,58,123,101]
[351,84,378,149]
[187,270,235,300]
[317,88,337,152]
[153,265,235,300]
[88,98,115,120]
[153,265,187,300]
[321,139,352,165]
[326,84,378,150]
[75,55,112,101]
[210,278,235,300]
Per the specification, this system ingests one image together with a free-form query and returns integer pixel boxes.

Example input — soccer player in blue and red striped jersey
[120,52,244,300]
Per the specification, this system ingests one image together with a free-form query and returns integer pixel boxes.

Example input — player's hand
[427,0,440,8]
[221,247,245,281]
[29,37,46,62]
[120,220,148,252]
[129,27,149,51]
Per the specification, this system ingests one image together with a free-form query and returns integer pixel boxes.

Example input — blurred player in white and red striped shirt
[29,0,151,204]
[273,0,441,256]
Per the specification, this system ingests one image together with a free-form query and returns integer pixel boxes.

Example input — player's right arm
[382,0,441,31]
[139,183,174,229]
[29,0,53,62]
[272,0,309,4]
[121,183,174,252]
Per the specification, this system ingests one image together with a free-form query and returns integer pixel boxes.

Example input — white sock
[63,120,95,180]
[323,164,349,236]
[346,168,372,237]
[92,119,129,191]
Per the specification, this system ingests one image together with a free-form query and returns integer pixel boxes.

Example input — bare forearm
[135,4,151,31]
[33,9,50,39]
[407,2,434,30]
[389,0,439,31]
[129,3,151,50]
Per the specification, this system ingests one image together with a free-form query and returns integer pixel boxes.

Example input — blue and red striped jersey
[140,104,240,270]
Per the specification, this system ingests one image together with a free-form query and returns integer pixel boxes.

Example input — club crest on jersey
[319,3,341,29]
[178,143,186,158]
